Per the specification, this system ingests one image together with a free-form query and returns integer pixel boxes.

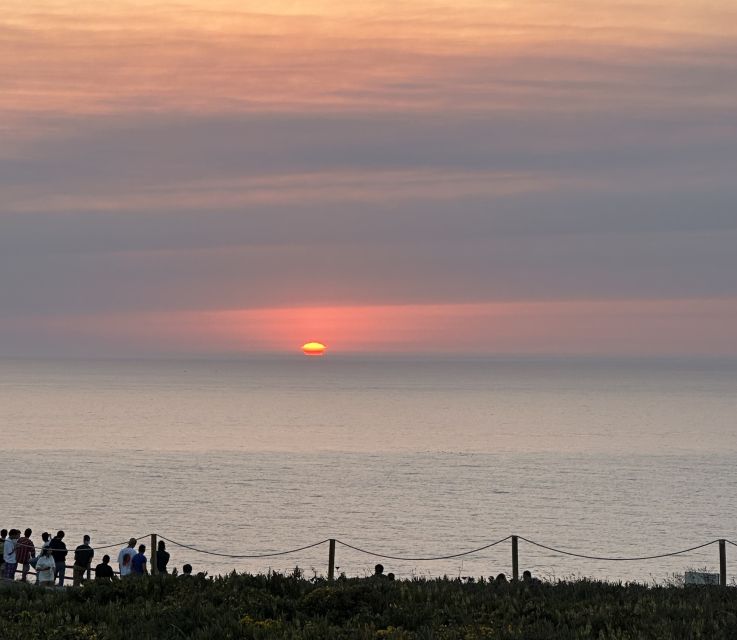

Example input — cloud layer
[1,1,736,355]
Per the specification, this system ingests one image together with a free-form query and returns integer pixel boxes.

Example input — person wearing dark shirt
[156,540,170,574]
[0,529,7,577]
[48,531,68,586]
[73,535,94,587]
[16,528,35,582]
[95,555,116,581]
[131,544,148,575]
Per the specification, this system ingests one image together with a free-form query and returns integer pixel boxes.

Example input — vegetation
[2,572,736,639]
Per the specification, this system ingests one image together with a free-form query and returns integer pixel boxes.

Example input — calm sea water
[1,356,736,582]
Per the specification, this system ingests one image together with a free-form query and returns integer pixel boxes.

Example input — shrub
[2,573,737,639]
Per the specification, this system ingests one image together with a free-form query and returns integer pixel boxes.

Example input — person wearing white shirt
[35,548,57,586]
[117,538,137,577]
[3,529,19,580]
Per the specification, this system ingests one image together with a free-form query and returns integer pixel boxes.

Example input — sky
[2,0,737,357]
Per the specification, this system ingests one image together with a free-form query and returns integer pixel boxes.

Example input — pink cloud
[8,298,736,357]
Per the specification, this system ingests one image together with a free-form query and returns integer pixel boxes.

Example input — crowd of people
[1,528,193,587]
[3,528,538,587]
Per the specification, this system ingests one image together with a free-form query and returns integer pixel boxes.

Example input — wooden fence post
[512,535,519,582]
[328,539,336,581]
[151,533,158,576]
[719,539,726,586]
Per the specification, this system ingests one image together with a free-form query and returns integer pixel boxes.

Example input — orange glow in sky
[2,1,737,358]
[20,298,737,358]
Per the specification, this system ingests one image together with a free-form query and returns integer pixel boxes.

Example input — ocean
[1,355,736,583]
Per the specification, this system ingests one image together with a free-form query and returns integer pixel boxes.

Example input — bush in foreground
[1,572,736,639]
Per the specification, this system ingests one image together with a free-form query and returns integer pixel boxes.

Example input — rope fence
[516,536,721,562]
[333,536,512,561]
[153,534,737,585]
[5,534,737,585]
[157,535,331,559]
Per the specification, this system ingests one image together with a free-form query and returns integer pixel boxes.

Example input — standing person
[3,529,19,580]
[130,544,148,576]
[48,530,68,586]
[35,548,56,586]
[16,529,35,582]
[94,555,116,582]
[117,538,137,578]
[156,540,170,574]
[34,532,51,585]
[0,529,7,577]
[72,535,94,587]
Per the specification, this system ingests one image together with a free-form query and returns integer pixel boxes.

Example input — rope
[158,535,330,559]
[91,535,153,552]
[725,540,737,548]
[518,536,719,561]
[334,536,512,561]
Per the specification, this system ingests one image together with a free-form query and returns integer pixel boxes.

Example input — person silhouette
[156,540,170,574]
[95,555,116,581]
[49,531,68,586]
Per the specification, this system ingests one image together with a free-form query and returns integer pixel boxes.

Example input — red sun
[302,341,327,356]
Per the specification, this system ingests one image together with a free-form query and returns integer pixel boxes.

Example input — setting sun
[302,341,327,356]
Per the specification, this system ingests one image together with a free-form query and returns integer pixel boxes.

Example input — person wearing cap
[117,538,137,578]
[73,535,94,587]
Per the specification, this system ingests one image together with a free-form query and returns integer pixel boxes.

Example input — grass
[1,571,736,639]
